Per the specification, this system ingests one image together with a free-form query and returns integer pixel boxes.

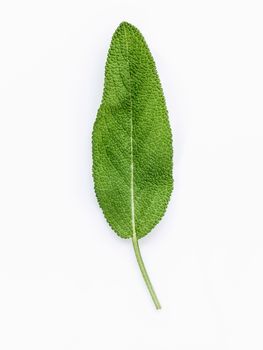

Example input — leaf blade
[92,22,173,239]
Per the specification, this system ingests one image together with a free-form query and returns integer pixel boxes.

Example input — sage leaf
[92,22,173,309]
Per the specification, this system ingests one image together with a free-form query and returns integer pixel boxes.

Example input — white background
[0,0,263,349]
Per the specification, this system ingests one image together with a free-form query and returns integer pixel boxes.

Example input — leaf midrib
[123,24,136,238]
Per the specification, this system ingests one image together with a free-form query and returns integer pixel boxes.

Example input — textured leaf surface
[92,22,173,239]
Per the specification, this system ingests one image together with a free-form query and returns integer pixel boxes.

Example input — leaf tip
[117,21,136,31]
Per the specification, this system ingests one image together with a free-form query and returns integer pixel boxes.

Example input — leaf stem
[131,235,161,310]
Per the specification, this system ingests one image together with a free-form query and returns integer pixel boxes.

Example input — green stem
[132,235,161,310]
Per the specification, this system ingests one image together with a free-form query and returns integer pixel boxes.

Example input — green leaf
[92,22,173,309]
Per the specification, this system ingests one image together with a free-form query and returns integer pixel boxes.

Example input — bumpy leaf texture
[92,22,173,239]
